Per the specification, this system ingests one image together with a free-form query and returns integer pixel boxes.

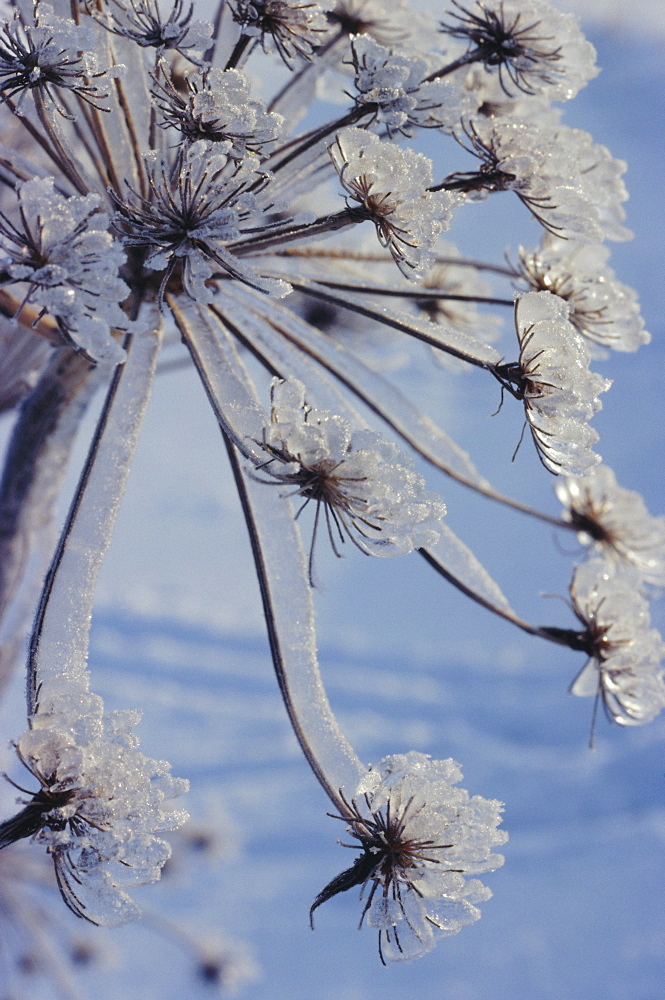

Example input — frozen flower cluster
[556,466,665,586]
[495,291,610,475]
[311,752,506,962]
[330,128,458,276]
[440,0,598,100]
[257,377,446,581]
[516,238,650,352]
[0,178,129,364]
[568,560,665,726]
[350,34,465,134]
[1,681,188,925]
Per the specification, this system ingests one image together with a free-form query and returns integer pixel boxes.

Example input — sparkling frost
[0,681,188,925]
[496,291,610,475]
[330,127,458,277]
[516,238,649,352]
[0,178,129,364]
[440,0,598,100]
[350,34,467,134]
[569,560,665,726]
[556,466,665,586]
[256,377,447,580]
[310,751,506,963]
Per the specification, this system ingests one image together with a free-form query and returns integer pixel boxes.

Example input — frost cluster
[155,67,284,158]
[312,752,506,962]
[570,560,665,726]
[440,0,598,100]
[467,117,629,242]
[556,466,665,586]
[506,291,610,475]
[0,178,130,364]
[96,0,213,55]
[350,34,466,134]
[228,0,332,63]
[330,128,458,277]
[0,3,119,116]
[6,680,188,925]
[258,377,447,569]
[517,238,649,352]
[111,140,289,304]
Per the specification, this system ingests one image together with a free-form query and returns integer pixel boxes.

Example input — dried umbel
[311,753,506,963]
[0,0,660,984]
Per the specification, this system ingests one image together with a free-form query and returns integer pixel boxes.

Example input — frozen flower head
[494,292,610,475]
[567,560,665,727]
[0,682,189,925]
[111,141,288,306]
[310,752,506,963]
[0,178,129,364]
[556,467,665,587]
[327,0,428,47]
[350,35,466,135]
[330,128,457,278]
[0,3,118,117]
[93,0,212,57]
[228,0,331,65]
[516,239,649,353]
[256,377,446,584]
[440,0,597,99]
[154,66,283,158]
[439,117,627,243]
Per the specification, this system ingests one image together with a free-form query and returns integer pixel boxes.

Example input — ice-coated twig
[27,323,162,713]
[0,348,98,695]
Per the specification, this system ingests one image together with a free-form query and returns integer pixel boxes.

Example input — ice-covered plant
[0,0,661,991]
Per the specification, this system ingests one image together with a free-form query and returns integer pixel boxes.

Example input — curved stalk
[27,323,162,714]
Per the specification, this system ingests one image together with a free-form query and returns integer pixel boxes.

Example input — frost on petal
[569,560,665,726]
[0,178,129,364]
[0,4,120,116]
[516,238,649,352]
[496,291,610,476]
[254,377,446,581]
[330,128,458,277]
[1,678,188,925]
[556,466,665,586]
[311,751,506,962]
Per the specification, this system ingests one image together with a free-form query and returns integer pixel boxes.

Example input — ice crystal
[0,681,188,925]
[495,291,610,475]
[310,752,506,963]
[569,560,665,726]
[350,34,465,135]
[0,178,129,364]
[330,128,458,276]
[0,2,119,117]
[556,466,665,586]
[441,117,628,242]
[228,0,331,64]
[516,238,649,352]
[110,140,289,305]
[93,0,212,56]
[154,66,283,157]
[440,0,598,99]
[256,377,447,582]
